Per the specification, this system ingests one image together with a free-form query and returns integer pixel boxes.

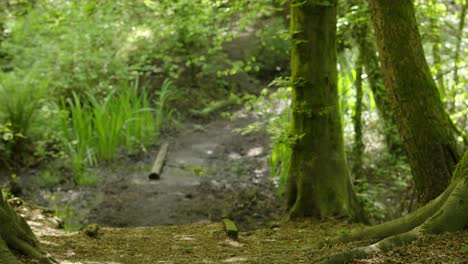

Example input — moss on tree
[0,192,56,264]
[286,0,365,221]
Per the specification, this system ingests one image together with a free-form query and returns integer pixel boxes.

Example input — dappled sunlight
[247,146,263,157]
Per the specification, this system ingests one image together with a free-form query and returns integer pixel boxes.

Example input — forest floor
[3,108,468,263]
[14,199,468,264]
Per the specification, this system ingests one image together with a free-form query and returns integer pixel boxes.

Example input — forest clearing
[0,0,467,263]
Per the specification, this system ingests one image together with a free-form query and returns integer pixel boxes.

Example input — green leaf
[461,245,468,254]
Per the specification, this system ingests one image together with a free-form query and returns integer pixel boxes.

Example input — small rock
[8,197,23,207]
[222,257,248,263]
[222,218,238,240]
[84,224,99,238]
[53,217,65,229]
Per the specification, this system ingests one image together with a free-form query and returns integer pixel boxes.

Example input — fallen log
[148,142,169,180]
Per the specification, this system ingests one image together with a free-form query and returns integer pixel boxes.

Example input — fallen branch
[148,142,169,180]
[189,93,241,118]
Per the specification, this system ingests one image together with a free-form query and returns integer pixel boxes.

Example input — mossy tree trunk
[286,0,365,221]
[319,150,468,264]
[348,1,403,156]
[0,192,55,264]
[352,43,364,180]
[350,5,367,180]
[368,0,460,204]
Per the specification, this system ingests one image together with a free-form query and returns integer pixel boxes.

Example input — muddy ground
[4,112,283,231]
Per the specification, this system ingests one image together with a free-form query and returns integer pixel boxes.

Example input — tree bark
[368,0,460,204]
[352,49,364,179]
[350,4,369,179]
[0,192,55,264]
[286,0,365,221]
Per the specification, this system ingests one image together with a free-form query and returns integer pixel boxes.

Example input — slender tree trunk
[352,48,364,179]
[286,0,365,221]
[350,7,404,156]
[367,0,460,204]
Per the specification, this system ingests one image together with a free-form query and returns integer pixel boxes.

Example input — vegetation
[0,0,466,262]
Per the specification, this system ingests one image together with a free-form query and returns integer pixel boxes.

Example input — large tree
[285,0,365,221]
[366,0,460,203]
[0,192,55,263]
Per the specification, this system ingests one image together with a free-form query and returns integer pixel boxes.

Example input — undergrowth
[61,81,173,183]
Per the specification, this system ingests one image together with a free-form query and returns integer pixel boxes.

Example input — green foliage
[0,71,50,165]
[235,77,292,195]
[0,0,289,171]
[155,80,174,138]
[61,81,173,183]
[2,1,132,98]
[0,71,45,138]
[461,245,468,254]
[0,122,17,166]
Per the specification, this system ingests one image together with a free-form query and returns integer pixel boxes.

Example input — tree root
[319,151,468,264]
[0,193,57,264]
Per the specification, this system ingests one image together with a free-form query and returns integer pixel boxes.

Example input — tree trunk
[286,0,365,221]
[352,47,364,179]
[368,0,460,204]
[0,192,55,264]
[361,34,403,156]
[319,150,468,264]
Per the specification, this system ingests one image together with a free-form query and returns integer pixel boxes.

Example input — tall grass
[155,80,173,138]
[62,94,96,178]
[63,81,173,183]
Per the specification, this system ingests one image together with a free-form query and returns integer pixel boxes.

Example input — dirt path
[16,114,283,231]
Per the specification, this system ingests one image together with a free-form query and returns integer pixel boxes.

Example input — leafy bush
[2,1,132,99]
[0,71,49,164]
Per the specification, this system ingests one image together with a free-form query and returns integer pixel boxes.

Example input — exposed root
[319,151,468,264]
[319,228,421,264]
[0,193,57,264]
